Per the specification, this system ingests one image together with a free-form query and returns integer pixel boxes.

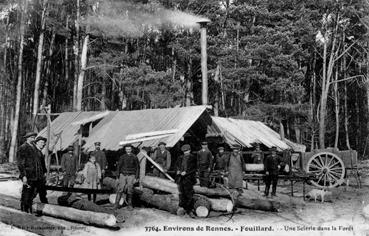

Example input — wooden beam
[138,151,175,182]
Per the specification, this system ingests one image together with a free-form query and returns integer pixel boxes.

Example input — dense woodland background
[1,0,369,163]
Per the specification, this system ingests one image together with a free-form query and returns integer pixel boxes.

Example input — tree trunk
[9,2,26,163]
[214,64,220,116]
[235,195,278,212]
[334,68,339,149]
[186,58,193,106]
[33,203,117,228]
[100,78,106,110]
[134,187,180,215]
[32,0,48,121]
[344,81,351,149]
[42,30,56,108]
[73,0,80,110]
[76,35,89,111]
[193,194,211,217]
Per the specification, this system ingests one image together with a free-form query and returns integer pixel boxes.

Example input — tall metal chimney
[198,20,210,105]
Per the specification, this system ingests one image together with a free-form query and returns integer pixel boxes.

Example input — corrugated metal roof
[83,106,213,151]
[38,111,102,151]
[210,117,304,151]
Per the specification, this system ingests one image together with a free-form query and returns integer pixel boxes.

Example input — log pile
[103,176,278,217]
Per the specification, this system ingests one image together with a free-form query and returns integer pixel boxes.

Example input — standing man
[91,142,107,181]
[263,147,282,198]
[197,141,213,187]
[251,143,263,164]
[151,142,171,178]
[115,144,139,210]
[17,132,42,213]
[176,144,197,217]
[226,144,246,193]
[61,145,78,187]
[33,136,48,204]
[213,146,229,184]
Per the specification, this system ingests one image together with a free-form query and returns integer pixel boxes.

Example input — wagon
[294,148,361,188]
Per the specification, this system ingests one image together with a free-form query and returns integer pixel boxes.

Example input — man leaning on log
[175,144,197,218]
[115,144,139,210]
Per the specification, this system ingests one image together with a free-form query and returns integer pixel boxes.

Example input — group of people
[17,130,283,216]
[17,132,48,213]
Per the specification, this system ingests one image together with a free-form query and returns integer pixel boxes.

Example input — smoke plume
[83,1,209,38]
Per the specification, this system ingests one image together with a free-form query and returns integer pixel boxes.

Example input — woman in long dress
[226,145,246,193]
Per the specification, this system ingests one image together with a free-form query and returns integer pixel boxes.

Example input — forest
[0,0,369,163]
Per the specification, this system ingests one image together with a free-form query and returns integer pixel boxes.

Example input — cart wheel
[306,152,345,188]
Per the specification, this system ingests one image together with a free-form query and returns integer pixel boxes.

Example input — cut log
[134,187,179,214]
[141,176,230,197]
[141,176,179,194]
[208,198,233,212]
[0,205,63,236]
[235,195,279,212]
[245,164,264,172]
[57,193,110,214]
[193,195,211,218]
[363,204,369,219]
[194,185,229,197]
[33,203,117,228]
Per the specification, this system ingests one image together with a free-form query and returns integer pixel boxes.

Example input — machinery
[295,148,360,188]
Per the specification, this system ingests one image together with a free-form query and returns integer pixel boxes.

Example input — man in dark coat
[33,136,48,203]
[212,146,229,184]
[196,141,213,187]
[17,132,47,213]
[176,144,197,217]
[151,142,171,178]
[263,147,283,197]
[61,145,78,187]
[115,144,139,210]
[91,142,107,180]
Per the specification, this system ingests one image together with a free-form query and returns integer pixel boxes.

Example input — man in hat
[263,147,283,197]
[61,145,78,187]
[196,141,213,187]
[115,144,139,210]
[91,141,107,181]
[226,144,246,193]
[32,136,48,204]
[17,132,39,213]
[212,146,230,184]
[151,142,171,178]
[251,143,263,164]
[176,144,197,217]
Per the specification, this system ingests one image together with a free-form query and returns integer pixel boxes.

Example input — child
[81,154,102,202]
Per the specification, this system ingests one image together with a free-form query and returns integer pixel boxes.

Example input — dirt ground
[0,161,369,236]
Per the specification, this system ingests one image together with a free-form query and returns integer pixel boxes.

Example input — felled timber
[33,203,117,228]
[208,197,233,212]
[57,193,110,214]
[141,176,230,197]
[134,187,179,214]
[141,176,179,194]
[235,195,279,212]
[0,205,63,236]
[193,195,211,217]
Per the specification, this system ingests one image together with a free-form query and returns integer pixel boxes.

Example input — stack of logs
[103,176,279,218]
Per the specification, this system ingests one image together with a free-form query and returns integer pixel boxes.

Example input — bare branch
[334,41,357,62]
[329,75,364,85]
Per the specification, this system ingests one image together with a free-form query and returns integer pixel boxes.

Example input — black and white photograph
[0,0,368,235]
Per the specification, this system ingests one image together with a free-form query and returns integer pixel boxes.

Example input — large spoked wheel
[306,152,345,188]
